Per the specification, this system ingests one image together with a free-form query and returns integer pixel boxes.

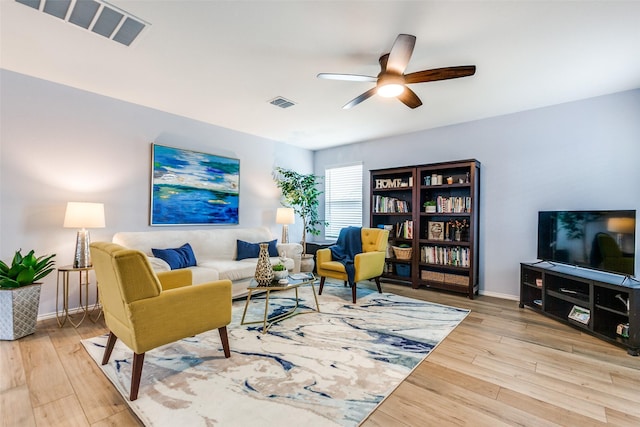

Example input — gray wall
[0,70,313,316]
[314,89,640,299]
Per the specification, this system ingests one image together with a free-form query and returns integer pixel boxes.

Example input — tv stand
[520,262,640,356]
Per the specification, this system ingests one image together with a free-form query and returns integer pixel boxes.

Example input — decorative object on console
[276,207,295,244]
[254,243,275,286]
[0,249,56,340]
[63,202,105,268]
[568,305,590,325]
[150,143,239,226]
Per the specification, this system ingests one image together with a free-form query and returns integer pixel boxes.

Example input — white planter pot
[273,270,289,281]
[300,254,315,273]
[0,283,42,340]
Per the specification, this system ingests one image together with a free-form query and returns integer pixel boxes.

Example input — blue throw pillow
[236,239,278,260]
[152,243,197,270]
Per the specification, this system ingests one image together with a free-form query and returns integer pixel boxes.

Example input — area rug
[82,282,469,426]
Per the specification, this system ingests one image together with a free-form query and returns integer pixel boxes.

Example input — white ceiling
[2,1,640,151]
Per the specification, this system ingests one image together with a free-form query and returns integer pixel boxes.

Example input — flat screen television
[537,210,636,276]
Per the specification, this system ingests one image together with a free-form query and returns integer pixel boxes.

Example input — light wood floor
[2,282,640,426]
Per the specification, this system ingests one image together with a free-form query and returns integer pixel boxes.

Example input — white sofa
[112,227,302,299]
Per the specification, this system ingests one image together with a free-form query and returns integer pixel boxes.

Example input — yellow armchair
[90,242,232,401]
[317,228,389,303]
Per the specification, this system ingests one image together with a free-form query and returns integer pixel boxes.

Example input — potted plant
[0,249,56,340]
[273,167,327,258]
[272,262,288,280]
[423,200,437,213]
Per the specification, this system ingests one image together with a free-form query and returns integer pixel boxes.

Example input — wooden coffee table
[240,273,320,333]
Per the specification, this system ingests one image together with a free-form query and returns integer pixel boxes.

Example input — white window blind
[325,163,363,239]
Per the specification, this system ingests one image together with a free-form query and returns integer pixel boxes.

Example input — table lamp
[63,202,105,268]
[276,207,295,243]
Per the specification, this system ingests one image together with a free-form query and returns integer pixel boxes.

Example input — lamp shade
[276,207,295,225]
[63,202,106,229]
[607,217,635,234]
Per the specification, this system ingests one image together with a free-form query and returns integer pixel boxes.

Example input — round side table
[56,265,101,327]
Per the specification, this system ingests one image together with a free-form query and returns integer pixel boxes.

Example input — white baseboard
[478,290,519,301]
[38,305,102,322]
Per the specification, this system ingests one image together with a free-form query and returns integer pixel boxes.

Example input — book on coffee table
[289,272,314,280]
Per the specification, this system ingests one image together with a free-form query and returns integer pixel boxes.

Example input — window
[325,163,363,239]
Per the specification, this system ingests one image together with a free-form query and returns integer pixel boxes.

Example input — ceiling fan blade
[317,73,376,82]
[404,65,476,84]
[386,34,416,75]
[398,87,423,109]
[378,54,389,73]
[343,87,377,109]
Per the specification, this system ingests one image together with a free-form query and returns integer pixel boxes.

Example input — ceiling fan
[317,34,476,109]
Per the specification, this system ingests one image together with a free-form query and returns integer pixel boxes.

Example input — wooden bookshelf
[370,160,480,298]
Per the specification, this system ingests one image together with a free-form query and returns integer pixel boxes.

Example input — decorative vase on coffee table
[254,243,274,286]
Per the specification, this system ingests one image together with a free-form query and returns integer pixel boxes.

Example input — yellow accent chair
[90,242,232,401]
[316,228,389,303]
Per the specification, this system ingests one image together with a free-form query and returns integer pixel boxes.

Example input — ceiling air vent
[15,0,149,46]
[269,97,296,109]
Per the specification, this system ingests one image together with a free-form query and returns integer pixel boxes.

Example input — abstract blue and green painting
[151,144,239,225]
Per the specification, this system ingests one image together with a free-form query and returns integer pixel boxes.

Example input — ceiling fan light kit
[377,75,405,98]
[318,33,476,109]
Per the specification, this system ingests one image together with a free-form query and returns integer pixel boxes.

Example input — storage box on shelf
[520,262,640,356]
[370,160,480,298]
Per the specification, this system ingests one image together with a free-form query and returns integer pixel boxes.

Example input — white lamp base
[73,229,92,268]
[281,224,289,244]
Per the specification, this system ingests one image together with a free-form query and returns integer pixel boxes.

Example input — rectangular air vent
[269,97,296,109]
[15,0,149,46]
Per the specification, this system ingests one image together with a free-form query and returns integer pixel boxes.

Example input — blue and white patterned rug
[82,282,469,426]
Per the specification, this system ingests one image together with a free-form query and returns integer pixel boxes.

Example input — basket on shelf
[392,246,412,260]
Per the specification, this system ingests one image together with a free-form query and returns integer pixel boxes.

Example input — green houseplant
[272,262,288,280]
[0,249,56,340]
[273,167,327,256]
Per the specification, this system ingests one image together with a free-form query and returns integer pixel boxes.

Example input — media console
[520,262,640,356]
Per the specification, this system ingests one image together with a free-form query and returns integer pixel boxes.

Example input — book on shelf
[435,196,472,213]
[421,245,470,267]
[395,220,413,239]
[372,195,410,213]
